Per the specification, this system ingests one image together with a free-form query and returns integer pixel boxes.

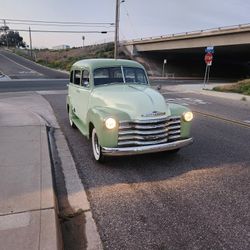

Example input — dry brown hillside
[35,42,115,71]
[14,42,126,71]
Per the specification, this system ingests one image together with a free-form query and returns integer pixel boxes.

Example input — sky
[1,0,250,48]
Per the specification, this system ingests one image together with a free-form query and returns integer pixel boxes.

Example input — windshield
[93,66,148,86]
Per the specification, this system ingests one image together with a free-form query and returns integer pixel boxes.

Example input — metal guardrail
[124,23,250,44]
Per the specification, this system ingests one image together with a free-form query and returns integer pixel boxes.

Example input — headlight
[105,118,117,129]
[183,111,193,122]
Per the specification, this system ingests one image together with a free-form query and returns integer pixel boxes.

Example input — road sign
[204,52,213,65]
[205,46,214,53]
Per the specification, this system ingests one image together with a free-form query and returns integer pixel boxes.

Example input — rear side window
[82,70,90,87]
[74,70,81,85]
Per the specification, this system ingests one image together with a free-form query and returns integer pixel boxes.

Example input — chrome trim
[120,123,168,130]
[119,128,168,135]
[168,125,181,130]
[119,116,180,124]
[118,116,182,147]
[168,130,181,135]
[141,111,166,117]
[102,138,193,156]
[168,135,181,140]
[118,133,168,141]
[118,138,168,146]
[168,120,181,125]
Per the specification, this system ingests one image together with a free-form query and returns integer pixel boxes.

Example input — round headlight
[183,111,193,122]
[105,118,117,129]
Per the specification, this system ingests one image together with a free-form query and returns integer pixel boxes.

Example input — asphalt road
[0,49,68,79]
[44,92,250,250]
[0,49,68,92]
[0,79,68,92]
[162,92,250,126]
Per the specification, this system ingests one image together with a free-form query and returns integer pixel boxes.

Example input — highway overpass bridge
[123,24,250,79]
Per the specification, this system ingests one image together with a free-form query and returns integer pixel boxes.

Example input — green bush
[213,79,250,96]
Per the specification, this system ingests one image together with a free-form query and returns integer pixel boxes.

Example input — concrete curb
[49,128,103,250]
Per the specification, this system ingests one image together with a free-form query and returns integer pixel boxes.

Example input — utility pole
[114,0,123,59]
[3,20,9,48]
[29,27,33,59]
[82,35,85,47]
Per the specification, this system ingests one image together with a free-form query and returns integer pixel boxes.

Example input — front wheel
[91,128,104,162]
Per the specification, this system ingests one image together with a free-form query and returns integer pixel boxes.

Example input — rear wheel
[91,128,104,162]
[68,104,76,128]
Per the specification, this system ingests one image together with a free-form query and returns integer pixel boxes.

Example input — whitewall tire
[68,104,76,128]
[91,128,104,162]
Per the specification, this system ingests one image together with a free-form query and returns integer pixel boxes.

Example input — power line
[1,18,114,26]
[5,22,113,28]
[10,29,113,34]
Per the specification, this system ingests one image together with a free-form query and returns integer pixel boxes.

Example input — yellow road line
[194,110,250,129]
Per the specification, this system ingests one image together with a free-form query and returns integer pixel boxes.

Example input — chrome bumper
[102,138,193,156]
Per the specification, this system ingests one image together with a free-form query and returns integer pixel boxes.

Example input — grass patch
[213,79,250,96]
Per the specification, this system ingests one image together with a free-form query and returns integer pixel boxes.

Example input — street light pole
[162,59,167,77]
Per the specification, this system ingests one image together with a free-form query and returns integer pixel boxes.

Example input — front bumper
[102,138,193,156]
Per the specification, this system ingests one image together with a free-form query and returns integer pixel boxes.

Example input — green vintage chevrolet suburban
[67,59,193,161]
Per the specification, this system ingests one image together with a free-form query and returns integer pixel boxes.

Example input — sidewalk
[0,100,61,249]
[158,83,250,102]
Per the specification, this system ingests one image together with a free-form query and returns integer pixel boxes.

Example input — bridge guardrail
[125,23,250,44]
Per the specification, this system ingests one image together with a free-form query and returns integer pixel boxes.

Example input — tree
[0,28,26,48]
[0,25,9,33]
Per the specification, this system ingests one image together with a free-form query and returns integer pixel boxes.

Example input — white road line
[0,53,43,76]
[165,97,210,106]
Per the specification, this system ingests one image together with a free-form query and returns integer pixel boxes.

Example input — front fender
[168,103,192,138]
[87,107,130,147]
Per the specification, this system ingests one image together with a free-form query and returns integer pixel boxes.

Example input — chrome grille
[118,116,181,147]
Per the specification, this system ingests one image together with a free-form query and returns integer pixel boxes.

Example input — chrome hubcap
[92,129,101,160]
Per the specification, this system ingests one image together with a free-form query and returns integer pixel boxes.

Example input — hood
[90,84,170,119]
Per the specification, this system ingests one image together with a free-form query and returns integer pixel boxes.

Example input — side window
[124,68,136,83]
[74,70,81,85]
[82,70,90,88]
[136,69,147,83]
